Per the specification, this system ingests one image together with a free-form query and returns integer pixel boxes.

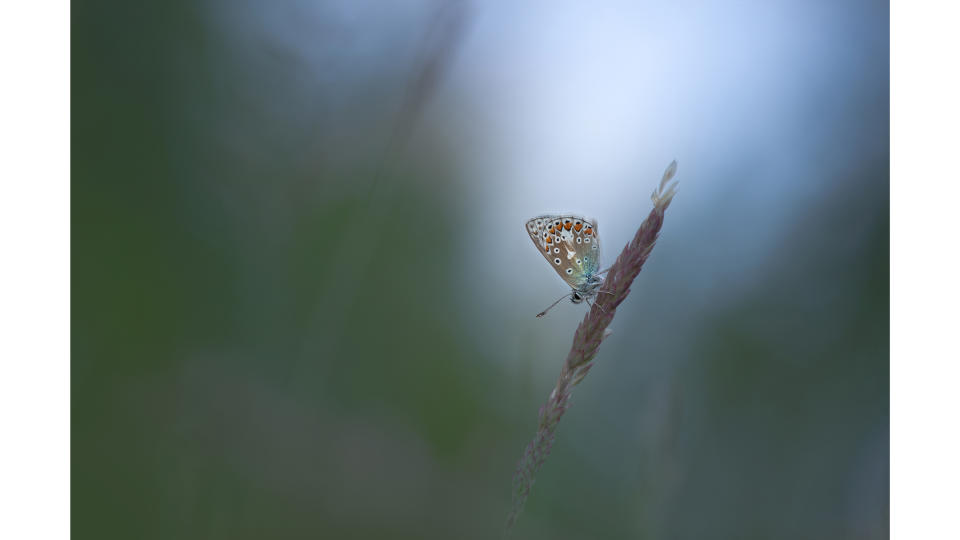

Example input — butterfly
[525,215,605,317]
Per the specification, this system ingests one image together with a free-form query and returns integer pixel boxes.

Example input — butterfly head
[571,273,604,304]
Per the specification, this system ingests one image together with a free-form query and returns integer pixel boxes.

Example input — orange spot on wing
[564,222,572,230]
[548,225,555,233]
[546,236,552,243]
[574,223,583,232]
[584,228,593,235]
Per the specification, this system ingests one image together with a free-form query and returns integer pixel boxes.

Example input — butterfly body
[525,215,604,308]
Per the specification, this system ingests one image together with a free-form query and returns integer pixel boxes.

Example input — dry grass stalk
[505,161,679,534]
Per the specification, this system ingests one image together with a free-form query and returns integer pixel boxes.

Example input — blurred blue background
[74,0,888,538]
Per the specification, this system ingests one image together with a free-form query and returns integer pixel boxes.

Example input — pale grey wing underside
[525,215,601,288]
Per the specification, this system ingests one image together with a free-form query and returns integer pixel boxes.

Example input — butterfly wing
[525,215,601,289]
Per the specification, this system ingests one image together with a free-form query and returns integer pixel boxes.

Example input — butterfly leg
[585,297,608,314]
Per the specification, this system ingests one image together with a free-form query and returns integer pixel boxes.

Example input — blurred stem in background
[364,0,469,204]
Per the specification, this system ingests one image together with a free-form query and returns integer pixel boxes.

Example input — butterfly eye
[576,258,581,265]
[565,268,573,275]
[592,244,598,249]
[553,247,560,254]
[554,258,561,265]
[576,237,582,244]
[584,237,591,243]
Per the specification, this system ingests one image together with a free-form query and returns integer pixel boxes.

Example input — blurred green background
[73,1,888,538]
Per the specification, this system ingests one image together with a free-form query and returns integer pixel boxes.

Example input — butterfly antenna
[536,293,572,318]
